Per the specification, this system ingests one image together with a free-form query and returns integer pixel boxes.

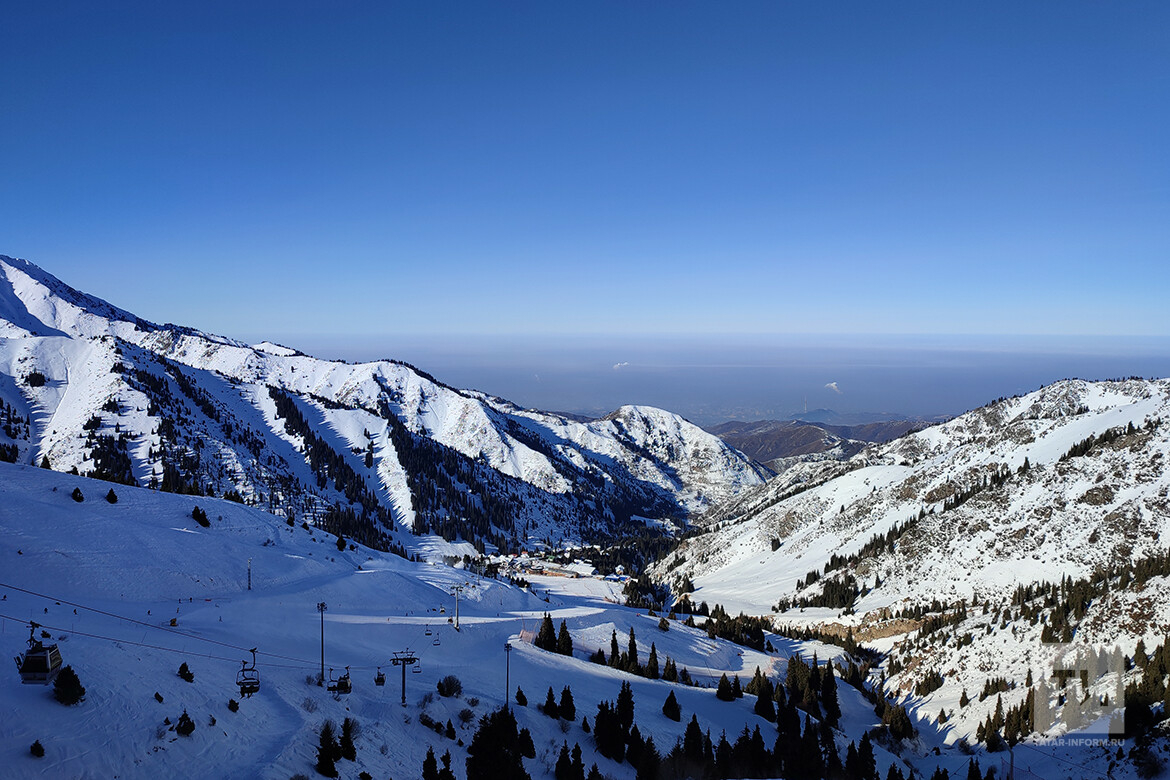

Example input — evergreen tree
[515,686,527,706]
[536,614,557,651]
[821,660,841,725]
[859,733,877,780]
[627,627,639,671]
[617,680,635,735]
[544,686,560,718]
[732,674,743,698]
[555,742,573,780]
[175,710,195,737]
[518,728,536,759]
[609,630,621,668]
[71,487,84,503]
[570,743,586,780]
[754,678,776,722]
[340,717,357,761]
[316,721,339,778]
[716,673,735,702]
[845,741,861,780]
[593,701,625,763]
[646,643,659,679]
[662,690,681,721]
[438,750,456,780]
[662,656,678,682]
[626,725,645,769]
[422,746,440,780]
[466,707,531,780]
[557,620,574,656]
[106,488,118,504]
[559,685,576,721]
[53,665,86,705]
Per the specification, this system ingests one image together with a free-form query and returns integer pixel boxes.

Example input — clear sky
[2,2,1166,342]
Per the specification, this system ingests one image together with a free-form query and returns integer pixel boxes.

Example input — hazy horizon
[259,332,1170,427]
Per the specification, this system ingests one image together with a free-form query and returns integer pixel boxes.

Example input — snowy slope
[650,378,1170,749]
[0,462,883,779]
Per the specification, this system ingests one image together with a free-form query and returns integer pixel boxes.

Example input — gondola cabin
[327,667,352,694]
[14,623,63,685]
[374,667,385,686]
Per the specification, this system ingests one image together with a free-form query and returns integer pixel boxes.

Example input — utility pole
[316,602,327,685]
[450,585,465,630]
[504,641,512,709]
[391,651,419,706]
[247,558,252,591]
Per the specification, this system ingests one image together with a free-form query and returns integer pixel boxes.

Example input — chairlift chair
[375,667,385,686]
[327,666,352,694]
[424,625,432,636]
[236,648,260,697]
[14,622,63,685]
[432,637,441,646]
[411,661,422,674]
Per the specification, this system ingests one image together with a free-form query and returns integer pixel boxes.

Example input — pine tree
[617,681,635,735]
[754,679,775,722]
[570,743,586,780]
[859,733,877,780]
[106,488,118,504]
[53,665,86,705]
[423,746,440,780]
[316,721,339,777]
[175,710,195,736]
[466,707,530,780]
[716,673,734,701]
[544,686,560,718]
[627,627,639,671]
[515,686,527,706]
[71,487,84,503]
[340,717,357,761]
[662,690,681,721]
[555,742,573,780]
[536,614,557,651]
[646,643,659,679]
[518,728,536,759]
[732,674,743,698]
[438,750,456,780]
[559,686,576,721]
[821,660,841,725]
[609,630,621,668]
[557,620,574,656]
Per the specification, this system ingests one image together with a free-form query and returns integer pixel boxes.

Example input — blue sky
[2,2,1167,341]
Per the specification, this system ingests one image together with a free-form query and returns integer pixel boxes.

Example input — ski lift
[14,622,62,685]
[236,648,260,697]
[424,625,432,636]
[432,636,441,646]
[439,606,446,614]
[327,666,352,694]
[411,661,422,674]
[374,667,385,686]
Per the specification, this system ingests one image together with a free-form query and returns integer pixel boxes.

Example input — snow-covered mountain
[0,255,766,557]
[650,377,1170,751]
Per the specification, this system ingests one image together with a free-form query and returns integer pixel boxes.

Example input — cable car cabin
[327,667,352,694]
[15,623,63,685]
[237,649,260,697]
[374,667,385,686]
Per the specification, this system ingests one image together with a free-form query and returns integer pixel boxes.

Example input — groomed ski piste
[1,460,1142,780]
